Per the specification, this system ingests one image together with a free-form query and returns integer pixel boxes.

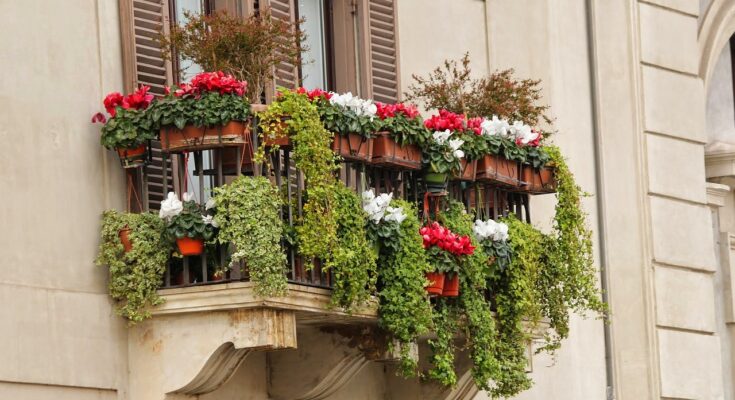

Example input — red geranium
[424,109,465,132]
[95,86,154,123]
[376,102,420,120]
[174,71,247,98]
[419,222,475,256]
[103,92,124,116]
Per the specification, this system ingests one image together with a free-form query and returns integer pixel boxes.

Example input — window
[298,0,330,90]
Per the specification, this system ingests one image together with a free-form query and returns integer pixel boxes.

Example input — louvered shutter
[119,0,175,210]
[360,0,400,103]
[264,0,300,101]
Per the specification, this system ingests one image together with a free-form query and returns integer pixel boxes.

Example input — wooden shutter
[359,0,400,103]
[264,0,300,101]
[119,0,175,210]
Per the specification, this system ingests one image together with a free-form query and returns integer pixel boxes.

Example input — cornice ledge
[705,145,735,179]
[706,182,731,207]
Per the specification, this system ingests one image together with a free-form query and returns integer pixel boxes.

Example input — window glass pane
[176,0,204,82]
[299,0,327,90]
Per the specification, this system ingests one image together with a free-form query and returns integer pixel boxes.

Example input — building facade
[2,0,735,399]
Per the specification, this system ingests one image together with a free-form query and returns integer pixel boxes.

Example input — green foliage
[325,183,378,311]
[457,130,488,161]
[96,211,169,323]
[159,10,305,102]
[425,246,461,275]
[427,299,458,387]
[371,199,433,376]
[379,113,430,146]
[213,176,288,297]
[164,200,215,241]
[147,92,251,130]
[522,144,551,169]
[260,90,340,261]
[422,138,463,175]
[100,108,156,149]
[540,146,607,351]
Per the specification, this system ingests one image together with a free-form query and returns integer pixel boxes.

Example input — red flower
[466,117,483,135]
[103,92,124,116]
[175,71,248,98]
[376,102,420,120]
[91,112,107,124]
[419,222,475,256]
[424,109,465,132]
[122,86,153,110]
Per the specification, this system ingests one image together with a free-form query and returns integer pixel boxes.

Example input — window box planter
[452,159,477,181]
[160,121,251,153]
[424,172,449,194]
[519,165,557,194]
[176,237,204,256]
[331,133,373,163]
[425,271,445,296]
[476,154,519,187]
[442,274,459,297]
[371,131,422,170]
[116,144,147,168]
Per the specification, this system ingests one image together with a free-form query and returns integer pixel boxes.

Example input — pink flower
[424,110,465,132]
[91,112,107,124]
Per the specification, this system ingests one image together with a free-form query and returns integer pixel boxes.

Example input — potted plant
[159,192,216,256]
[419,222,474,296]
[516,134,556,194]
[473,218,512,274]
[451,117,488,181]
[475,116,522,187]
[93,86,155,168]
[372,102,428,170]
[422,110,467,192]
[318,92,380,162]
[147,71,252,153]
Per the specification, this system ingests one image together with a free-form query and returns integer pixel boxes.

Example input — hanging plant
[326,183,377,311]
[427,298,458,387]
[96,210,169,323]
[365,197,433,377]
[260,89,339,261]
[212,176,288,297]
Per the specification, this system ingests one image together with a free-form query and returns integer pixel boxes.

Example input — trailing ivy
[96,211,169,323]
[212,176,288,297]
[540,146,607,351]
[370,199,433,377]
[259,89,339,261]
[427,298,458,387]
[326,183,377,311]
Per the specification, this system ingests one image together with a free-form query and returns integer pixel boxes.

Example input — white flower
[182,192,194,202]
[205,198,216,210]
[448,138,464,152]
[329,92,376,118]
[202,215,219,228]
[482,115,510,137]
[453,149,465,159]
[362,189,375,203]
[384,206,406,224]
[159,192,183,220]
[493,222,509,242]
[432,130,451,144]
[510,120,535,144]
[362,190,393,223]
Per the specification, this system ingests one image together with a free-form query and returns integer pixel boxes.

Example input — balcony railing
[138,118,532,290]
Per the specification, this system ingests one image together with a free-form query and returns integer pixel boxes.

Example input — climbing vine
[96,210,169,323]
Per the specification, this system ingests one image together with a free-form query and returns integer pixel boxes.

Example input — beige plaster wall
[0,0,128,398]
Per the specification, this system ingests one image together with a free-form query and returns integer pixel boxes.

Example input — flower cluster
[295,87,332,102]
[420,222,475,256]
[424,110,466,132]
[329,92,377,118]
[480,115,540,147]
[172,71,247,98]
[466,117,483,135]
[432,130,465,159]
[473,219,509,242]
[362,190,406,224]
[375,102,420,120]
[94,86,154,123]
[159,192,218,227]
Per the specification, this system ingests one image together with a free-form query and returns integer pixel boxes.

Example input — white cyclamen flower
[362,189,376,203]
[362,190,393,223]
[384,206,406,224]
[182,192,194,202]
[473,219,497,241]
[510,121,533,143]
[205,197,216,210]
[159,192,183,220]
[432,130,451,144]
[448,138,464,159]
[493,222,509,242]
[202,215,218,228]
[482,115,510,137]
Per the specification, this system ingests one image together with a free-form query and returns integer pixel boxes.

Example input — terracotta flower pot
[160,121,251,153]
[442,274,460,297]
[176,237,204,256]
[425,272,446,296]
[424,172,449,194]
[453,159,477,181]
[116,144,147,168]
[371,132,421,170]
[477,154,520,187]
[118,227,133,253]
[519,165,557,194]
[332,133,374,162]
